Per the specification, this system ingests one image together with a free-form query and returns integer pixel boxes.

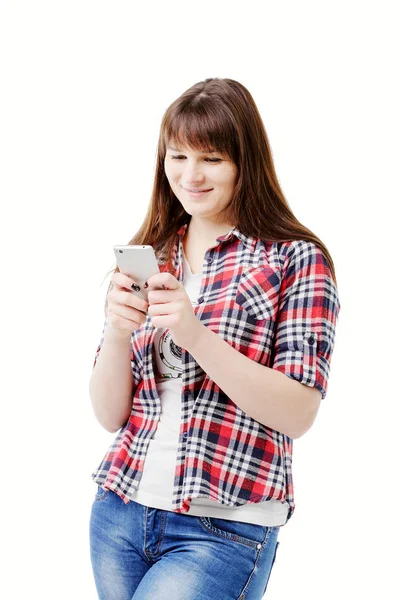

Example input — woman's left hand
[146,272,203,351]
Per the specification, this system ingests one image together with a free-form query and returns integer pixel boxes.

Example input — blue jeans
[89,486,281,599]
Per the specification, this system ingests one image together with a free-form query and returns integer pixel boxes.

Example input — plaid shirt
[91,222,340,524]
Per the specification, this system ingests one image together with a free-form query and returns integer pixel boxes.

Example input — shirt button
[197,296,204,304]
[183,432,188,439]
[308,334,316,344]
[207,256,213,264]
[257,543,262,549]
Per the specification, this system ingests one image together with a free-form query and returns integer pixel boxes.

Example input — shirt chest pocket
[235,265,282,322]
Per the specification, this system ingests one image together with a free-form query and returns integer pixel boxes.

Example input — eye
[171,155,221,163]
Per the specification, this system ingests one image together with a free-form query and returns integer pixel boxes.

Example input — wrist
[104,324,132,345]
[187,320,208,355]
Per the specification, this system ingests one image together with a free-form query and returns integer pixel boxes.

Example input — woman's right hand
[105,272,149,338]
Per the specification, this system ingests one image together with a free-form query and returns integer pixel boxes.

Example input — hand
[106,272,149,338]
[146,272,203,351]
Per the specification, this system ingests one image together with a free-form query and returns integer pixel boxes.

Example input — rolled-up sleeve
[271,240,341,399]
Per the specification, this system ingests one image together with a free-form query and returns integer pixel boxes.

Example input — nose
[182,159,206,186]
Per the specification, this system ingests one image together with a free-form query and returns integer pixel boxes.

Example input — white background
[1,1,398,598]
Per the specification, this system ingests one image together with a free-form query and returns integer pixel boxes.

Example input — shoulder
[273,240,340,313]
[264,240,337,303]
[274,239,330,274]
[258,238,328,274]
[278,238,326,259]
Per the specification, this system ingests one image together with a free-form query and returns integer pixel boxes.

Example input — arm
[188,240,340,439]
[188,324,320,439]
[89,325,136,433]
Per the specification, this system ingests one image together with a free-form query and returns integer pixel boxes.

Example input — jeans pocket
[198,516,278,550]
[94,485,110,502]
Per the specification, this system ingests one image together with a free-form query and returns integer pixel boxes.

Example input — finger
[109,286,148,313]
[150,313,179,328]
[147,289,173,304]
[121,290,149,313]
[147,272,180,290]
[108,304,147,325]
[148,300,181,316]
[111,272,136,290]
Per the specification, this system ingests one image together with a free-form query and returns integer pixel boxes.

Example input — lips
[183,186,213,192]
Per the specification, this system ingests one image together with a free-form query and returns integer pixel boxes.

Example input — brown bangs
[162,100,238,163]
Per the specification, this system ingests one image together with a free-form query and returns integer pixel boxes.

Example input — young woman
[89,77,341,600]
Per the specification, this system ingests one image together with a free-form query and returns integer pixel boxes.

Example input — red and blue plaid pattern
[91,223,340,524]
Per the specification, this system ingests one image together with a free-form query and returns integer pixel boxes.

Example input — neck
[185,218,234,246]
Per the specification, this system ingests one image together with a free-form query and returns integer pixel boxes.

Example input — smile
[182,186,213,196]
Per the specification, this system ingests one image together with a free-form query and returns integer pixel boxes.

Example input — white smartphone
[113,245,161,303]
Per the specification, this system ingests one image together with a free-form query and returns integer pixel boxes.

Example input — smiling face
[164,141,238,225]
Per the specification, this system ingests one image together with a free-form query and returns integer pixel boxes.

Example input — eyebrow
[167,146,218,153]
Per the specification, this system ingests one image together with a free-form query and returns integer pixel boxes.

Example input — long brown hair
[103,77,338,316]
